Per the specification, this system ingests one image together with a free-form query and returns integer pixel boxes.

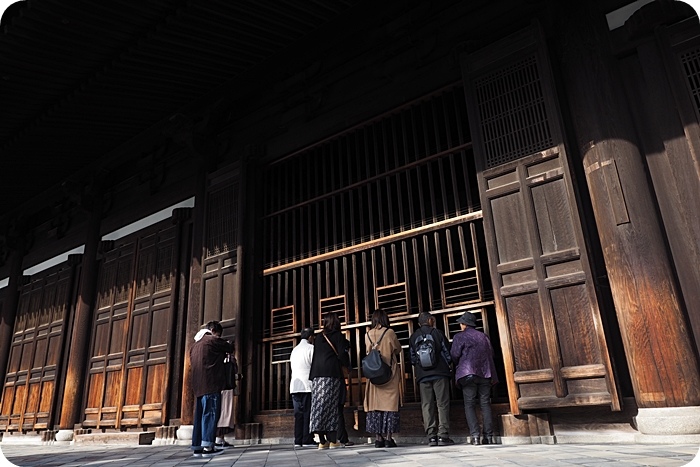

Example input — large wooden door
[462,23,620,413]
[83,221,179,428]
[0,262,79,431]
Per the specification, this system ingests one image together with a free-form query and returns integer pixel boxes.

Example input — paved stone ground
[1,442,699,467]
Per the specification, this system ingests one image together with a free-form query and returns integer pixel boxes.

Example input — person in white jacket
[290,328,316,448]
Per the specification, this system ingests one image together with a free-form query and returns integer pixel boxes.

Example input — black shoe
[192,450,203,458]
[202,447,224,457]
[343,441,355,447]
[375,439,385,448]
[215,441,232,448]
[471,437,481,445]
[438,436,455,446]
[428,436,438,447]
[482,435,494,445]
[386,438,397,448]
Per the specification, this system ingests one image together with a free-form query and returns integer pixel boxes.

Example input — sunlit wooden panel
[124,367,143,406]
[145,364,165,405]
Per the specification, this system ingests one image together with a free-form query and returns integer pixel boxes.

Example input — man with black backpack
[409,312,454,447]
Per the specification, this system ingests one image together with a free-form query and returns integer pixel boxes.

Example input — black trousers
[292,392,314,445]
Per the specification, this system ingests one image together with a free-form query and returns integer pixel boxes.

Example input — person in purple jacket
[450,312,498,445]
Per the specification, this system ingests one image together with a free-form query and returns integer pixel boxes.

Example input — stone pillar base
[176,425,193,446]
[54,429,74,446]
[635,407,700,435]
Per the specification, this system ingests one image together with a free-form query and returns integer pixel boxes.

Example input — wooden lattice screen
[475,56,554,168]
[259,84,498,410]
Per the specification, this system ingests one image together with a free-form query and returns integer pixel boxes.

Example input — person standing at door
[309,312,350,449]
[450,312,498,445]
[290,327,317,448]
[409,311,454,446]
[364,309,402,448]
[190,320,234,457]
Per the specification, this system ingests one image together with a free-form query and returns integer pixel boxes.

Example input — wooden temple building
[0,0,698,445]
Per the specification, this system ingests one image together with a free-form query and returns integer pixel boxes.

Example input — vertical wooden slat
[422,235,434,310]
[445,227,455,273]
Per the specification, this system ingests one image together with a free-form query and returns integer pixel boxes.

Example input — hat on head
[456,312,478,327]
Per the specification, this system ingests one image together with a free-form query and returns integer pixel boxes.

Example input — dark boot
[471,436,481,445]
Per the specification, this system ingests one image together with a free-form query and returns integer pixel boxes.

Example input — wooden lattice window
[205,183,239,259]
[154,243,174,293]
[376,283,408,316]
[96,262,116,309]
[442,269,481,307]
[134,248,155,299]
[680,47,700,122]
[270,305,295,337]
[475,55,553,168]
[114,257,133,304]
[319,295,346,326]
[271,340,295,364]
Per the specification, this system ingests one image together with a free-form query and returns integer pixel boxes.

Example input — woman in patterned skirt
[309,312,350,449]
[364,309,402,448]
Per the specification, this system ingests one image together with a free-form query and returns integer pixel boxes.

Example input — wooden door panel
[505,293,549,372]
[530,179,578,254]
[491,192,531,264]
[84,222,177,428]
[550,285,601,367]
[0,265,76,431]
[462,23,620,412]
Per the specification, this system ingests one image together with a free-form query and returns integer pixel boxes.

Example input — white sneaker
[202,448,224,457]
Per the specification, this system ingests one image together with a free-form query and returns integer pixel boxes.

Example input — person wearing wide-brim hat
[450,311,498,445]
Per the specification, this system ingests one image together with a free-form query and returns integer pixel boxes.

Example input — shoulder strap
[323,333,338,356]
[376,328,389,345]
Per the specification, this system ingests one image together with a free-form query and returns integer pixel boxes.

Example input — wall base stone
[635,407,700,435]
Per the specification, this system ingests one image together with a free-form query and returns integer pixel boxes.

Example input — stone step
[73,431,155,445]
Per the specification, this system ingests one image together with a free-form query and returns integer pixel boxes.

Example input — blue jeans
[461,376,493,438]
[191,392,221,451]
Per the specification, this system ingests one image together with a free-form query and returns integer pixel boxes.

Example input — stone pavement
[1,442,699,467]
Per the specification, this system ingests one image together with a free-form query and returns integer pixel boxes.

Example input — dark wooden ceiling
[0,0,361,219]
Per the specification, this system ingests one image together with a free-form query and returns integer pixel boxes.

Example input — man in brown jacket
[190,321,234,457]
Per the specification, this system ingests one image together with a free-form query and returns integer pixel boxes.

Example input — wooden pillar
[235,146,261,434]
[166,207,193,423]
[620,5,700,360]
[0,245,25,388]
[550,1,700,408]
[59,193,103,429]
[180,165,207,425]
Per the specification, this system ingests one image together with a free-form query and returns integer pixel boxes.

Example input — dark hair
[371,309,390,329]
[300,328,314,340]
[206,320,223,335]
[322,312,341,334]
[418,311,433,326]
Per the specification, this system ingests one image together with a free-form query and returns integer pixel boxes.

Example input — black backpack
[362,328,392,385]
[416,329,437,369]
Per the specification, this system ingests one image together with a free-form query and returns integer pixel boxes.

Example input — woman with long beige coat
[363,309,402,448]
